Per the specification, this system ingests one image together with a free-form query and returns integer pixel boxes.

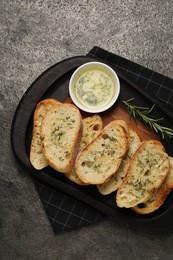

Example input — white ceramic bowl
[69,61,120,113]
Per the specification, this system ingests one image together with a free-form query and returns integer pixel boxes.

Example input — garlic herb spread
[74,69,115,109]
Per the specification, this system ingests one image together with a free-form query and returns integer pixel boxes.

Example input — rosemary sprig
[123,98,173,141]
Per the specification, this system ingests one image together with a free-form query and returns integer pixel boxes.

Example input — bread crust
[116,140,170,208]
[75,121,129,184]
[40,103,82,173]
[30,98,62,170]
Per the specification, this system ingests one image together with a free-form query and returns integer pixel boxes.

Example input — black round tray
[11,56,173,231]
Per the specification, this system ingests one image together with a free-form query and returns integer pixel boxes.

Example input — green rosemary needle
[123,98,173,141]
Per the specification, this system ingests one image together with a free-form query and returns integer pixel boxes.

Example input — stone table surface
[1,1,173,259]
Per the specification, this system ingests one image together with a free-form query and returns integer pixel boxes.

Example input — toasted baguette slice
[97,127,141,195]
[133,157,173,214]
[30,98,62,170]
[112,120,129,134]
[75,121,129,185]
[41,103,82,173]
[64,115,103,185]
[116,140,170,208]
[80,115,104,151]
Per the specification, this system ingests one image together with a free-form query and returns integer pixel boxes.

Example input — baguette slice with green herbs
[64,115,103,185]
[111,119,129,134]
[116,140,170,208]
[132,156,173,214]
[75,121,129,185]
[80,115,104,151]
[97,127,141,195]
[30,98,62,170]
[41,103,82,173]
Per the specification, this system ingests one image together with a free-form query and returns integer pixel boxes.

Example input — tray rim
[11,55,173,230]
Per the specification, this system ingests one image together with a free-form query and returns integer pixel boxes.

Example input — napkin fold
[34,46,173,233]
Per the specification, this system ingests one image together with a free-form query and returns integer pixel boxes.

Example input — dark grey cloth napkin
[34,46,173,233]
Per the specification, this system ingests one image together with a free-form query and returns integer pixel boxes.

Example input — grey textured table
[1,1,173,260]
